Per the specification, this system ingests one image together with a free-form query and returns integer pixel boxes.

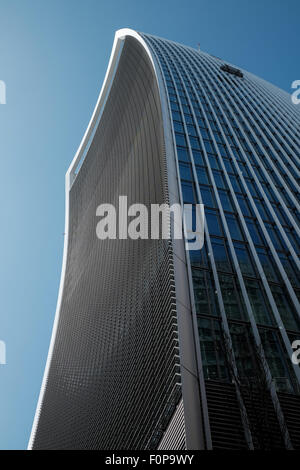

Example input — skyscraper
[29,29,300,450]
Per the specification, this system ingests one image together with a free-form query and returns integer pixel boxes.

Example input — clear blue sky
[0,0,299,450]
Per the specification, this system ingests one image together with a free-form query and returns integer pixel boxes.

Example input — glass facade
[31,29,300,451]
[142,33,300,448]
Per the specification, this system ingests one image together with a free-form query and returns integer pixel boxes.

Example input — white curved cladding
[27,28,162,450]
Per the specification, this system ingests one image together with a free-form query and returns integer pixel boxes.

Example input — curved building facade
[30,29,300,450]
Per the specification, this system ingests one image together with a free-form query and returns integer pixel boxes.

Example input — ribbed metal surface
[158,399,186,450]
[278,392,300,449]
[242,386,285,449]
[205,381,248,450]
[32,37,181,450]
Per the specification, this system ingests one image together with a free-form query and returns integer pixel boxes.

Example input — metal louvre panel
[32,37,181,450]
[205,381,248,450]
[278,392,300,449]
[158,399,186,450]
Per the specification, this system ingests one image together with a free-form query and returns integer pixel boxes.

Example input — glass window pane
[192,270,219,316]
[213,171,226,189]
[219,274,244,320]
[212,239,232,272]
[177,147,190,162]
[196,167,209,185]
[219,190,234,212]
[204,140,214,154]
[229,323,256,377]
[245,279,274,325]
[229,175,242,193]
[223,159,234,173]
[206,210,222,236]
[226,214,244,241]
[270,285,300,331]
[208,155,220,170]
[259,329,293,393]
[175,132,187,147]
[237,195,253,217]
[193,150,204,166]
[246,219,264,246]
[174,121,184,133]
[181,182,194,203]
[179,163,192,181]
[256,247,279,282]
[198,317,228,380]
[200,187,215,208]
[234,242,256,277]
[190,136,201,150]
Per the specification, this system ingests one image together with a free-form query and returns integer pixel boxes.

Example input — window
[208,155,220,170]
[206,210,223,236]
[171,101,180,111]
[229,324,256,378]
[245,279,273,326]
[204,140,215,154]
[285,229,300,255]
[259,329,294,393]
[254,199,270,221]
[219,190,234,212]
[189,136,201,150]
[184,114,194,124]
[246,219,265,246]
[196,167,209,185]
[200,187,215,208]
[198,317,228,380]
[172,110,181,121]
[212,239,232,272]
[229,175,242,193]
[181,182,194,203]
[223,159,234,173]
[245,178,259,198]
[182,104,190,114]
[217,144,228,158]
[213,171,226,189]
[192,269,219,316]
[187,124,197,137]
[197,118,206,128]
[234,242,256,277]
[175,132,187,147]
[278,253,299,288]
[189,243,208,268]
[177,147,190,162]
[200,128,209,140]
[265,223,285,251]
[219,274,245,320]
[271,285,300,331]
[193,150,204,166]
[173,121,184,133]
[256,247,279,282]
[226,214,244,241]
[237,195,253,217]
